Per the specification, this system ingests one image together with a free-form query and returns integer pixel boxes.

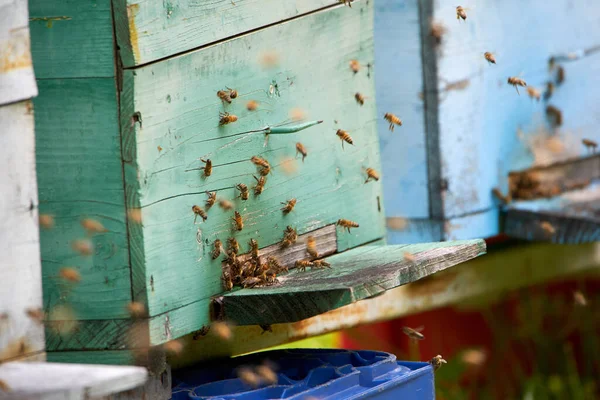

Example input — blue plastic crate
[172,349,434,399]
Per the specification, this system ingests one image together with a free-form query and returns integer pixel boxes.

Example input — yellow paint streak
[0,34,32,73]
[127,4,141,63]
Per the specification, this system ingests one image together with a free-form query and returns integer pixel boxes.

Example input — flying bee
[163,340,184,356]
[39,214,55,229]
[507,77,527,94]
[249,239,259,260]
[429,355,447,371]
[59,267,81,283]
[251,156,271,176]
[365,168,379,183]
[430,22,446,45]
[402,326,425,341]
[219,198,234,211]
[403,252,416,262]
[246,100,258,111]
[227,87,238,99]
[456,6,467,20]
[574,290,588,306]
[211,321,233,340]
[295,260,314,272]
[384,113,402,131]
[228,237,240,254]
[200,158,212,177]
[212,239,224,260]
[205,191,217,209]
[336,129,354,149]
[253,175,266,196]
[72,239,94,256]
[582,138,598,153]
[217,90,232,104]
[296,142,308,162]
[540,221,556,235]
[256,364,278,385]
[526,87,541,101]
[355,92,365,106]
[492,187,511,205]
[232,211,243,231]
[192,205,208,222]
[312,259,331,269]
[349,59,360,74]
[556,66,565,85]
[281,226,298,247]
[544,81,555,101]
[484,52,496,64]
[546,105,563,126]
[281,198,297,214]
[306,236,318,258]
[81,218,107,234]
[237,367,260,387]
[219,112,238,125]
[337,219,359,233]
[127,302,146,318]
[236,183,249,200]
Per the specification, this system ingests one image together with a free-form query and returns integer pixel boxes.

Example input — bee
[526,87,541,101]
[237,367,260,388]
[384,113,402,131]
[201,158,212,177]
[59,267,81,283]
[402,326,425,340]
[228,237,240,254]
[281,226,298,247]
[492,187,511,205]
[205,191,217,209]
[72,239,94,256]
[267,256,286,273]
[222,270,233,291]
[217,90,232,104]
[192,205,208,222]
[456,6,467,20]
[219,112,238,125]
[556,66,565,85]
[484,52,496,64]
[249,239,259,260]
[251,156,271,176]
[355,92,365,106]
[25,307,44,324]
[212,239,224,260]
[507,77,527,94]
[81,218,106,234]
[246,100,258,111]
[349,59,360,74]
[546,105,563,126]
[242,276,262,288]
[256,364,278,385]
[219,198,234,211]
[403,252,416,262]
[429,355,447,371]
[211,321,233,340]
[227,87,238,99]
[263,269,278,285]
[306,236,318,258]
[232,211,244,231]
[281,198,297,214]
[0,379,11,393]
[336,129,354,148]
[339,0,353,7]
[236,183,249,200]
[312,259,331,269]
[574,290,588,306]
[126,302,146,318]
[461,348,487,366]
[295,260,314,272]
[540,221,556,235]
[163,340,184,356]
[127,208,143,224]
[544,81,555,101]
[582,138,598,153]
[296,142,308,162]
[253,175,266,196]
[337,219,359,233]
[260,324,273,334]
[430,22,446,45]
[365,168,379,183]
[39,214,55,229]
[192,326,211,340]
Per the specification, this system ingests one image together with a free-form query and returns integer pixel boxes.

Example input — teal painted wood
[29,0,114,79]
[120,2,385,320]
[112,0,339,67]
[217,239,487,325]
[35,78,131,320]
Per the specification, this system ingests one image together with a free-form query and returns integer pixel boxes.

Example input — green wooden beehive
[30,0,485,365]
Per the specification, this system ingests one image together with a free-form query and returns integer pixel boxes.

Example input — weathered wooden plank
[0,362,147,400]
[0,100,45,362]
[34,78,131,320]
[0,0,37,105]
[112,0,340,67]
[216,239,486,325]
[47,350,136,366]
[504,184,600,243]
[28,0,115,79]
[121,2,384,323]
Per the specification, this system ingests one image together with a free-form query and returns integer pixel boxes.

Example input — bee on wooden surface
[526,87,541,101]
[267,256,286,273]
[253,175,266,196]
[263,269,278,285]
[192,205,208,222]
[365,168,379,183]
[546,105,563,126]
[574,290,588,306]
[72,239,94,256]
[249,239,259,260]
[339,0,353,7]
[582,138,598,153]
[219,112,238,125]
[544,81,555,101]
[256,364,278,385]
[539,221,556,235]
[336,129,354,148]
[429,355,447,371]
[306,236,318,258]
[219,198,234,211]
[384,113,402,131]
[242,276,262,288]
[59,267,81,283]
[126,302,146,318]
[205,191,217,209]
[492,187,511,205]
[349,59,360,74]
[296,142,308,162]
[211,321,233,340]
[403,252,416,262]
[556,66,565,85]
[456,6,467,20]
[312,259,331,269]
[251,156,271,176]
[246,100,259,111]
[484,52,496,64]
[355,92,365,106]
[281,226,298,248]
[236,183,249,200]
[222,270,233,291]
[237,367,260,388]
[296,260,314,272]
[402,326,425,341]
[217,90,232,104]
[81,218,106,234]
[39,214,55,229]
[281,198,297,214]
[212,239,224,260]
[232,211,244,231]
[201,158,212,177]
[25,308,44,324]
[337,219,359,233]
[507,77,527,94]
[260,324,273,334]
[227,237,240,254]
[227,87,238,99]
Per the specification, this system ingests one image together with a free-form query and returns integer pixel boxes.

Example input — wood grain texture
[504,184,600,243]
[121,2,384,320]
[47,350,136,366]
[0,0,37,105]
[34,78,131,320]
[216,239,486,325]
[28,0,115,79]
[112,0,338,67]
[0,101,45,362]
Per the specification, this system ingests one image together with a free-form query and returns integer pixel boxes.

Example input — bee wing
[415,325,425,332]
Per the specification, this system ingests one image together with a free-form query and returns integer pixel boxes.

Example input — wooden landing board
[504,184,600,243]
[0,362,147,399]
[215,239,486,325]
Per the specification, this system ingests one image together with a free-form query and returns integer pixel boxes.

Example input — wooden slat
[216,239,486,325]
[112,0,340,67]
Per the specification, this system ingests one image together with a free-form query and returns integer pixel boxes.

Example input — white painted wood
[0,362,147,400]
[0,0,37,105]
[0,101,45,362]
